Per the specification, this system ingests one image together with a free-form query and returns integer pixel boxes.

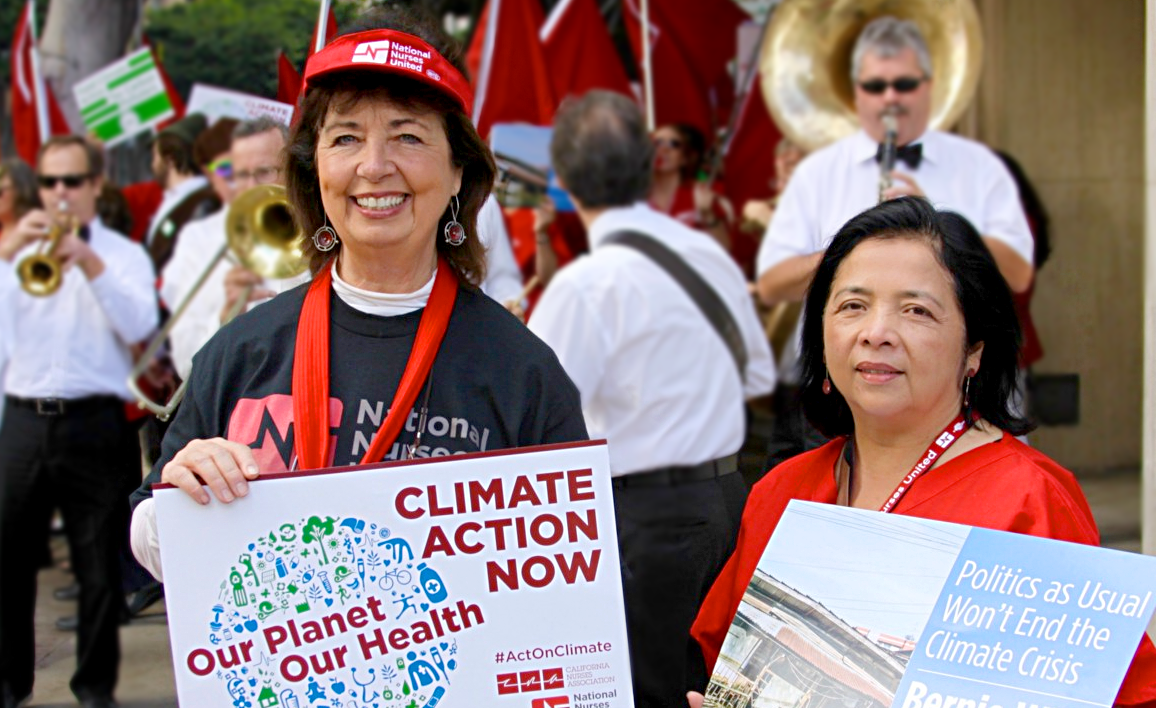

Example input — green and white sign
[74,47,174,146]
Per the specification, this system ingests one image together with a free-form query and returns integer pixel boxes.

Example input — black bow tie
[876,142,923,170]
[78,225,91,243]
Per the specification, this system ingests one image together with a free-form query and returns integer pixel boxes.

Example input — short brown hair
[154,132,200,176]
[288,85,493,285]
[193,118,239,167]
[38,135,104,178]
[286,5,493,283]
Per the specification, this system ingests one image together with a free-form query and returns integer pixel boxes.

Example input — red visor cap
[303,29,473,115]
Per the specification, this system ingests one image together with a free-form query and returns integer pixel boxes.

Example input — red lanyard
[868,413,970,513]
[291,257,458,470]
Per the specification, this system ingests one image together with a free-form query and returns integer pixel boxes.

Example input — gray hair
[233,115,289,142]
[850,16,933,81]
[550,91,652,209]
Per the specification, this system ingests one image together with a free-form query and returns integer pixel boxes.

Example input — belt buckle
[36,398,64,416]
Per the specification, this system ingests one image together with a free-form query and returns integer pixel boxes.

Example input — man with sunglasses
[161,116,308,382]
[752,16,1035,471]
[0,135,157,708]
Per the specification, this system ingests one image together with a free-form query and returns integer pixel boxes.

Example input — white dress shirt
[529,203,776,476]
[0,218,158,400]
[161,209,310,379]
[146,175,209,246]
[477,194,523,305]
[758,129,1034,381]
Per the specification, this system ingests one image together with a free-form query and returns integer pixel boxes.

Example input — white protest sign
[74,47,174,146]
[186,84,294,126]
[155,440,633,708]
[705,501,1156,708]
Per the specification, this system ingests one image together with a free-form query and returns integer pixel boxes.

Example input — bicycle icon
[378,567,413,591]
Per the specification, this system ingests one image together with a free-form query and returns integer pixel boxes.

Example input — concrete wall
[971,0,1145,471]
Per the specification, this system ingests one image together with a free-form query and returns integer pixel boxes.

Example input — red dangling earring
[822,371,832,395]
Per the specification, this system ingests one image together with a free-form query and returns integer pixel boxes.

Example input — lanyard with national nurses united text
[291,257,458,471]
[854,413,971,513]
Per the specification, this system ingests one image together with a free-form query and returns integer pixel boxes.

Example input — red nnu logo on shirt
[227,394,343,471]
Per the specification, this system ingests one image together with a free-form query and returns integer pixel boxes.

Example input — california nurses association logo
[184,516,470,707]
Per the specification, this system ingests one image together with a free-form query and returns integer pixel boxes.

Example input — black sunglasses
[37,173,91,189]
[858,76,925,95]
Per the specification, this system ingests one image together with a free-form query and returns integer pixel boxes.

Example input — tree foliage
[145,0,360,101]
[0,0,24,95]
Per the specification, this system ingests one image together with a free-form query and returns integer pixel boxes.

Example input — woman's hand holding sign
[161,437,261,505]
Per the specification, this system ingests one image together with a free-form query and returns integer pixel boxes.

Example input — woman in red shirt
[688,197,1156,707]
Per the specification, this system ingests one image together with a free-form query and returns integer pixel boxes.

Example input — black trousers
[0,397,135,703]
[613,470,747,708]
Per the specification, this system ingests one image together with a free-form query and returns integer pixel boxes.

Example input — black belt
[612,455,738,489]
[5,395,123,417]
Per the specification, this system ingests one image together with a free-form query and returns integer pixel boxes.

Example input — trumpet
[128,184,309,420]
[18,202,76,296]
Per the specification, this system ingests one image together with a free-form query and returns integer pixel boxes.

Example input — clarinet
[878,111,899,203]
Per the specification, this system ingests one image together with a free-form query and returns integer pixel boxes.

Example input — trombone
[128,184,309,420]
[18,202,76,296]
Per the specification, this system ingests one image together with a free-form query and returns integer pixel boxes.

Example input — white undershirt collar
[329,260,434,317]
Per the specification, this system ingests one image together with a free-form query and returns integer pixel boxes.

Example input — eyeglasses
[208,157,233,180]
[233,166,282,185]
[653,137,683,150]
[857,76,926,95]
[37,173,91,189]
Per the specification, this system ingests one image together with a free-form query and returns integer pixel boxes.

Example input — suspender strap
[602,230,748,381]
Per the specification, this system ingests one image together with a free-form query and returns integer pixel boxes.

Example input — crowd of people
[0,6,1154,708]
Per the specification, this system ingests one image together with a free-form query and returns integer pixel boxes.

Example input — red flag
[721,68,782,275]
[10,0,70,164]
[467,0,556,141]
[722,72,782,213]
[278,51,303,106]
[623,0,749,135]
[308,3,339,57]
[142,35,186,130]
[541,0,632,102]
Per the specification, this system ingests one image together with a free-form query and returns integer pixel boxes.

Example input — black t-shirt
[131,282,588,508]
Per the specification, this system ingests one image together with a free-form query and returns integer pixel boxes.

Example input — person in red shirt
[688,196,1156,707]
[649,123,733,250]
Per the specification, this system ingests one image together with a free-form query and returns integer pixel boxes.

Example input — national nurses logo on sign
[353,40,392,64]
[183,516,480,707]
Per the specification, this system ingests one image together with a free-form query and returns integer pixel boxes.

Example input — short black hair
[663,122,706,182]
[800,196,1031,437]
[550,91,652,208]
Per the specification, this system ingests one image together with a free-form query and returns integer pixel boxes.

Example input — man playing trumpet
[755,16,1035,470]
[0,136,157,708]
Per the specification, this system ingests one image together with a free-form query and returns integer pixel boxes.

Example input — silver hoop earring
[313,215,339,252]
[443,195,466,246]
